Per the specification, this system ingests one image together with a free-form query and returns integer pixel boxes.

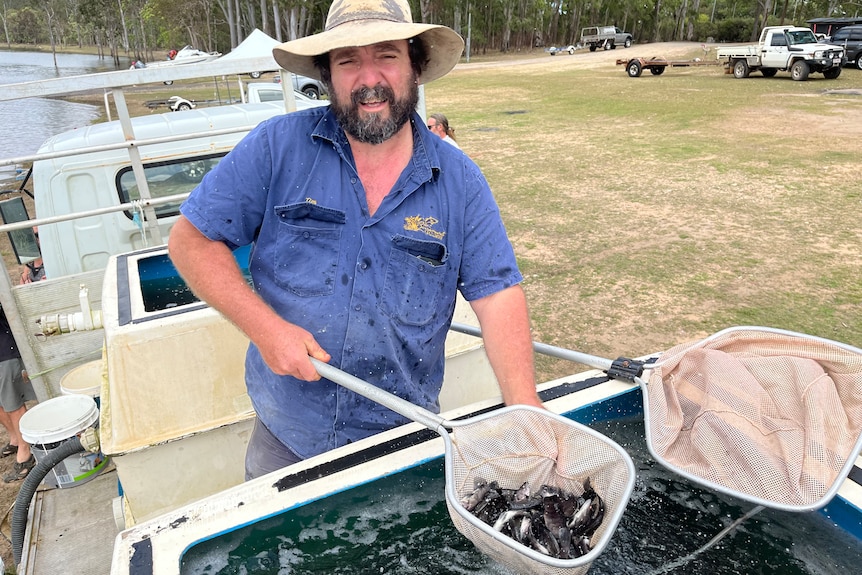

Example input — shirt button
[359,262,368,270]
[303,231,310,238]
[354,305,361,311]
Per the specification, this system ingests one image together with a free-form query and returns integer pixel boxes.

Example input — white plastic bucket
[60,360,103,409]
[20,395,109,489]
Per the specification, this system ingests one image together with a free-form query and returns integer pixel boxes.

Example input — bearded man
[168,0,542,480]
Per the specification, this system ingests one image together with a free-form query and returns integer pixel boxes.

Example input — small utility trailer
[617,56,720,77]
[547,44,582,55]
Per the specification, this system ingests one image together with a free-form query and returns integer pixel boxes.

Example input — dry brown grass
[426,43,862,381]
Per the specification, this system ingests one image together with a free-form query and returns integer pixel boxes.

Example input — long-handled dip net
[641,326,862,511]
[452,323,862,513]
[311,359,636,575]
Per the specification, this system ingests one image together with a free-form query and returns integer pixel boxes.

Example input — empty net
[644,327,862,510]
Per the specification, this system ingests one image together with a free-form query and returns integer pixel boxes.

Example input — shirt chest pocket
[378,235,449,326]
[274,203,346,297]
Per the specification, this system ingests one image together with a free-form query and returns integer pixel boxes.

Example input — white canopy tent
[217,28,281,71]
[216,29,295,109]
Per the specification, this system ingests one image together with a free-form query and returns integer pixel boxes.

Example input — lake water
[0,50,130,185]
[180,415,862,575]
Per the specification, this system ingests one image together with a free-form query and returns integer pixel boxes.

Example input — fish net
[643,326,862,511]
[443,406,635,575]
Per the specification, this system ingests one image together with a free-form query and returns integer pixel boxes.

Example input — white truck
[580,26,633,51]
[29,102,290,277]
[716,26,845,81]
[242,82,330,106]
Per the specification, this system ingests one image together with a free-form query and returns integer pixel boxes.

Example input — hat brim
[273,21,464,84]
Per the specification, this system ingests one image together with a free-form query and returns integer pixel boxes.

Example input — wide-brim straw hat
[273,0,464,84]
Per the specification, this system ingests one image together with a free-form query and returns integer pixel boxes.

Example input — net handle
[311,358,447,432]
[449,322,647,383]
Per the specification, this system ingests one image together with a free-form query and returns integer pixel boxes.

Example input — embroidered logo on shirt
[404,215,445,239]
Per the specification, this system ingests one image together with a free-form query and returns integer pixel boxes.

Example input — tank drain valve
[37,284,104,337]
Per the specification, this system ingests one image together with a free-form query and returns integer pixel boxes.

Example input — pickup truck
[715,26,845,80]
[243,82,331,107]
[580,26,633,51]
[246,72,327,98]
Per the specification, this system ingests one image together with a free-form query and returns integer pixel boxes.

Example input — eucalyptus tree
[145,0,221,52]
[78,0,125,63]
[280,0,325,43]
[43,0,59,63]
[0,0,16,46]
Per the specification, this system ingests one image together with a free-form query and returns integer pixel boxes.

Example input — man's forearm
[470,285,543,407]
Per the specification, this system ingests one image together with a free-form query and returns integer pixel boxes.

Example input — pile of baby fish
[459,477,605,559]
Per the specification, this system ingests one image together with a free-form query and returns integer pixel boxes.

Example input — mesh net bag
[643,327,862,511]
[443,406,635,575]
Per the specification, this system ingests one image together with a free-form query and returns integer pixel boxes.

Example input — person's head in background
[427,113,456,142]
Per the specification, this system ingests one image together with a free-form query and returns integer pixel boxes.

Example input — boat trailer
[617,56,721,77]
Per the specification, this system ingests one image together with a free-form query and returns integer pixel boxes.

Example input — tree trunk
[116,0,129,51]
[752,0,772,41]
[677,0,688,41]
[501,1,512,52]
[46,8,58,70]
[548,0,560,43]
[259,0,268,35]
[688,0,702,40]
[1,3,10,48]
[272,0,282,41]
[300,4,310,37]
[245,0,257,34]
[567,5,578,46]
[287,6,298,41]
[215,0,237,48]
[138,12,148,63]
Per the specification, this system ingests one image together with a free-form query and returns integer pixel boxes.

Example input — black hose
[11,436,85,566]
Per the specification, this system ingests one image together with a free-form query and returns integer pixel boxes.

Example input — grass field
[423,44,862,381]
[53,42,862,382]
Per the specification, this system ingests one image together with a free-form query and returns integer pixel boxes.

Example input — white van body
[33,100,325,277]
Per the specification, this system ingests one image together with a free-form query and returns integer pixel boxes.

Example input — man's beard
[330,79,419,145]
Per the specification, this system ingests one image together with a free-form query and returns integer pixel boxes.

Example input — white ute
[716,26,845,81]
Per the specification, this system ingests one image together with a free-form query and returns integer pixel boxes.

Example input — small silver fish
[581,494,605,537]
[493,509,529,532]
[558,526,572,559]
[460,479,491,511]
[568,497,592,531]
[514,513,532,545]
[575,535,591,557]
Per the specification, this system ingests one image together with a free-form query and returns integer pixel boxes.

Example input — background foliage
[0,0,859,64]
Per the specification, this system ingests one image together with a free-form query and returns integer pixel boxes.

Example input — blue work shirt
[180,106,523,459]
